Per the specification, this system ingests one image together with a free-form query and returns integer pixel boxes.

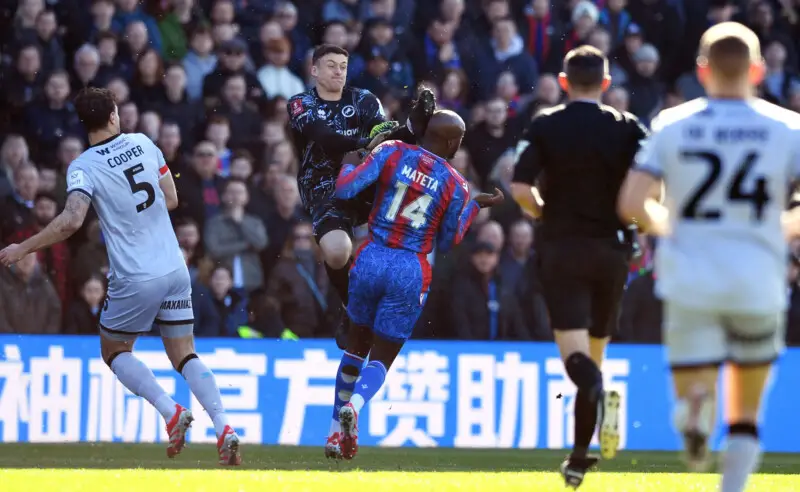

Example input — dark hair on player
[699,23,759,81]
[74,87,117,133]
[312,44,349,64]
[563,45,608,89]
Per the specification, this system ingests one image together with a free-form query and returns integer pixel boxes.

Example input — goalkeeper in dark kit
[287,44,436,348]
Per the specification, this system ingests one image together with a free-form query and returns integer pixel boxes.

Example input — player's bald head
[698,22,761,81]
[421,110,466,160]
[425,110,466,140]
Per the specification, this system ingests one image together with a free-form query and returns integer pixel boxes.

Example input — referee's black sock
[325,259,352,306]
[564,352,604,458]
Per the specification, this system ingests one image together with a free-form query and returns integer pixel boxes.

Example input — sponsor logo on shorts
[160,299,192,310]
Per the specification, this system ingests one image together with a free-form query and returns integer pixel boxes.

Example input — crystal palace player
[323,110,504,460]
[287,44,434,347]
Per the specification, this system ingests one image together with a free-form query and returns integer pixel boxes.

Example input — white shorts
[99,267,194,341]
[664,301,785,367]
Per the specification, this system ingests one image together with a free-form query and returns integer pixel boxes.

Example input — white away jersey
[66,133,184,282]
[634,98,800,313]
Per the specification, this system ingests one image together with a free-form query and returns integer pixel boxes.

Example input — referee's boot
[560,454,599,489]
[409,88,436,138]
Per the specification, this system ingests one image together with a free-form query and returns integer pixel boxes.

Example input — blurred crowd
[2,0,800,344]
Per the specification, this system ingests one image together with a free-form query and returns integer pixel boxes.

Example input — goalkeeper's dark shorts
[304,187,375,243]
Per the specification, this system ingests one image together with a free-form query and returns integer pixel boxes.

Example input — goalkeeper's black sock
[325,259,352,305]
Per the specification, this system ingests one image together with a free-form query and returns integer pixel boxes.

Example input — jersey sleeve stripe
[159,164,169,176]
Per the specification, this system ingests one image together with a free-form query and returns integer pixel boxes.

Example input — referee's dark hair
[559,45,610,91]
[312,44,349,64]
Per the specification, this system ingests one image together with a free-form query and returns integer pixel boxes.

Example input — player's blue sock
[332,352,365,428]
[348,360,388,414]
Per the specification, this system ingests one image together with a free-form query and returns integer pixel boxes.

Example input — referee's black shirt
[513,101,649,240]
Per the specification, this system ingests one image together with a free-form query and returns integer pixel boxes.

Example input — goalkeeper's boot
[339,403,360,460]
[598,389,622,460]
[165,404,193,458]
[560,455,599,489]
[674,386,713,472]
[409,88,436,138]
[325,431,343,459]
[217,425,242,466]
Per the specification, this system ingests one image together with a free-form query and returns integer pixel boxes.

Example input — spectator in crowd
[763,40,798,105]
[211,74,262,150]
[63,274,105,335]
[51,136,84,205]
[175,140,226,233]
[0,164,39,243]
[204,178,269,292]
[88,0,119,41]
[31,8,66,74]
[499,218,534,294]
[522,0,565,75]
[438,68,470,120]
[265,220,334,338]
[205,115,233,175]
[155,64,204,147]
[72,44,102,94]
[485,16,538,95]
[202,37,263,105]
[587,26,627,86]
[10,193,70,309]
[625,43,664,126]
[447,241,529,340]
[158,0,207,62]
[3,44,45,131]
[257,37,305,101]
[0,251,61,333]
[229,150,255,182]
[598,0,632,48]
[95,32,129,85]
[192,264,249,337]
[465,96,520,187]
[24,70,83,160]
[183,25,218,101]
[0,135,30,200]
[131,48,166,106]
[251,174,306,279]
[157,120,187,174]
[138,110,161,141]
[273,1,310,74]
[604,85,630,113]
[174,217,203,279]
[114,0,163,53]
[121,21,155,67]
[118,100,140,134]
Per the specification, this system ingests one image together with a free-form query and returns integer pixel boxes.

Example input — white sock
[111,352,176,420]
[350,394,366,414]
[181,357,230,436]
[721,434,761,492]
[329,419,341,436]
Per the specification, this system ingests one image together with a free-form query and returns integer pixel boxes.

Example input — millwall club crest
[342,105,356,118]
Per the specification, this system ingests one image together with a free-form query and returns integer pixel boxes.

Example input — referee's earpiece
[749,60,765,85]
[558,73,569,93]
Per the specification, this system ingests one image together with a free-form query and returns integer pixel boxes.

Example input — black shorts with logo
[536,237,631,338]
[302,183,375,244]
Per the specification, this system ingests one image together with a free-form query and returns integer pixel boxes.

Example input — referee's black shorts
[536,237,631,338]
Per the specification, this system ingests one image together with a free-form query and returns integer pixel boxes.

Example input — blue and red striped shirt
[336,140,479,254]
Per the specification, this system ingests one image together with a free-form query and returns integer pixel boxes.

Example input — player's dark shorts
[301,183,374,243]
[536,237,631,338]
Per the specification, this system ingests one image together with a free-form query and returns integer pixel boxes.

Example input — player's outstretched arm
[0,191,91,266]
[437,186,480,254]
[335,141,393,199]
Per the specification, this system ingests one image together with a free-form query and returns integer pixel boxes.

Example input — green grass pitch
[1,444,798,491]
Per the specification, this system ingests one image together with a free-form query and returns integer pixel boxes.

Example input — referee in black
[510,45,648,489]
